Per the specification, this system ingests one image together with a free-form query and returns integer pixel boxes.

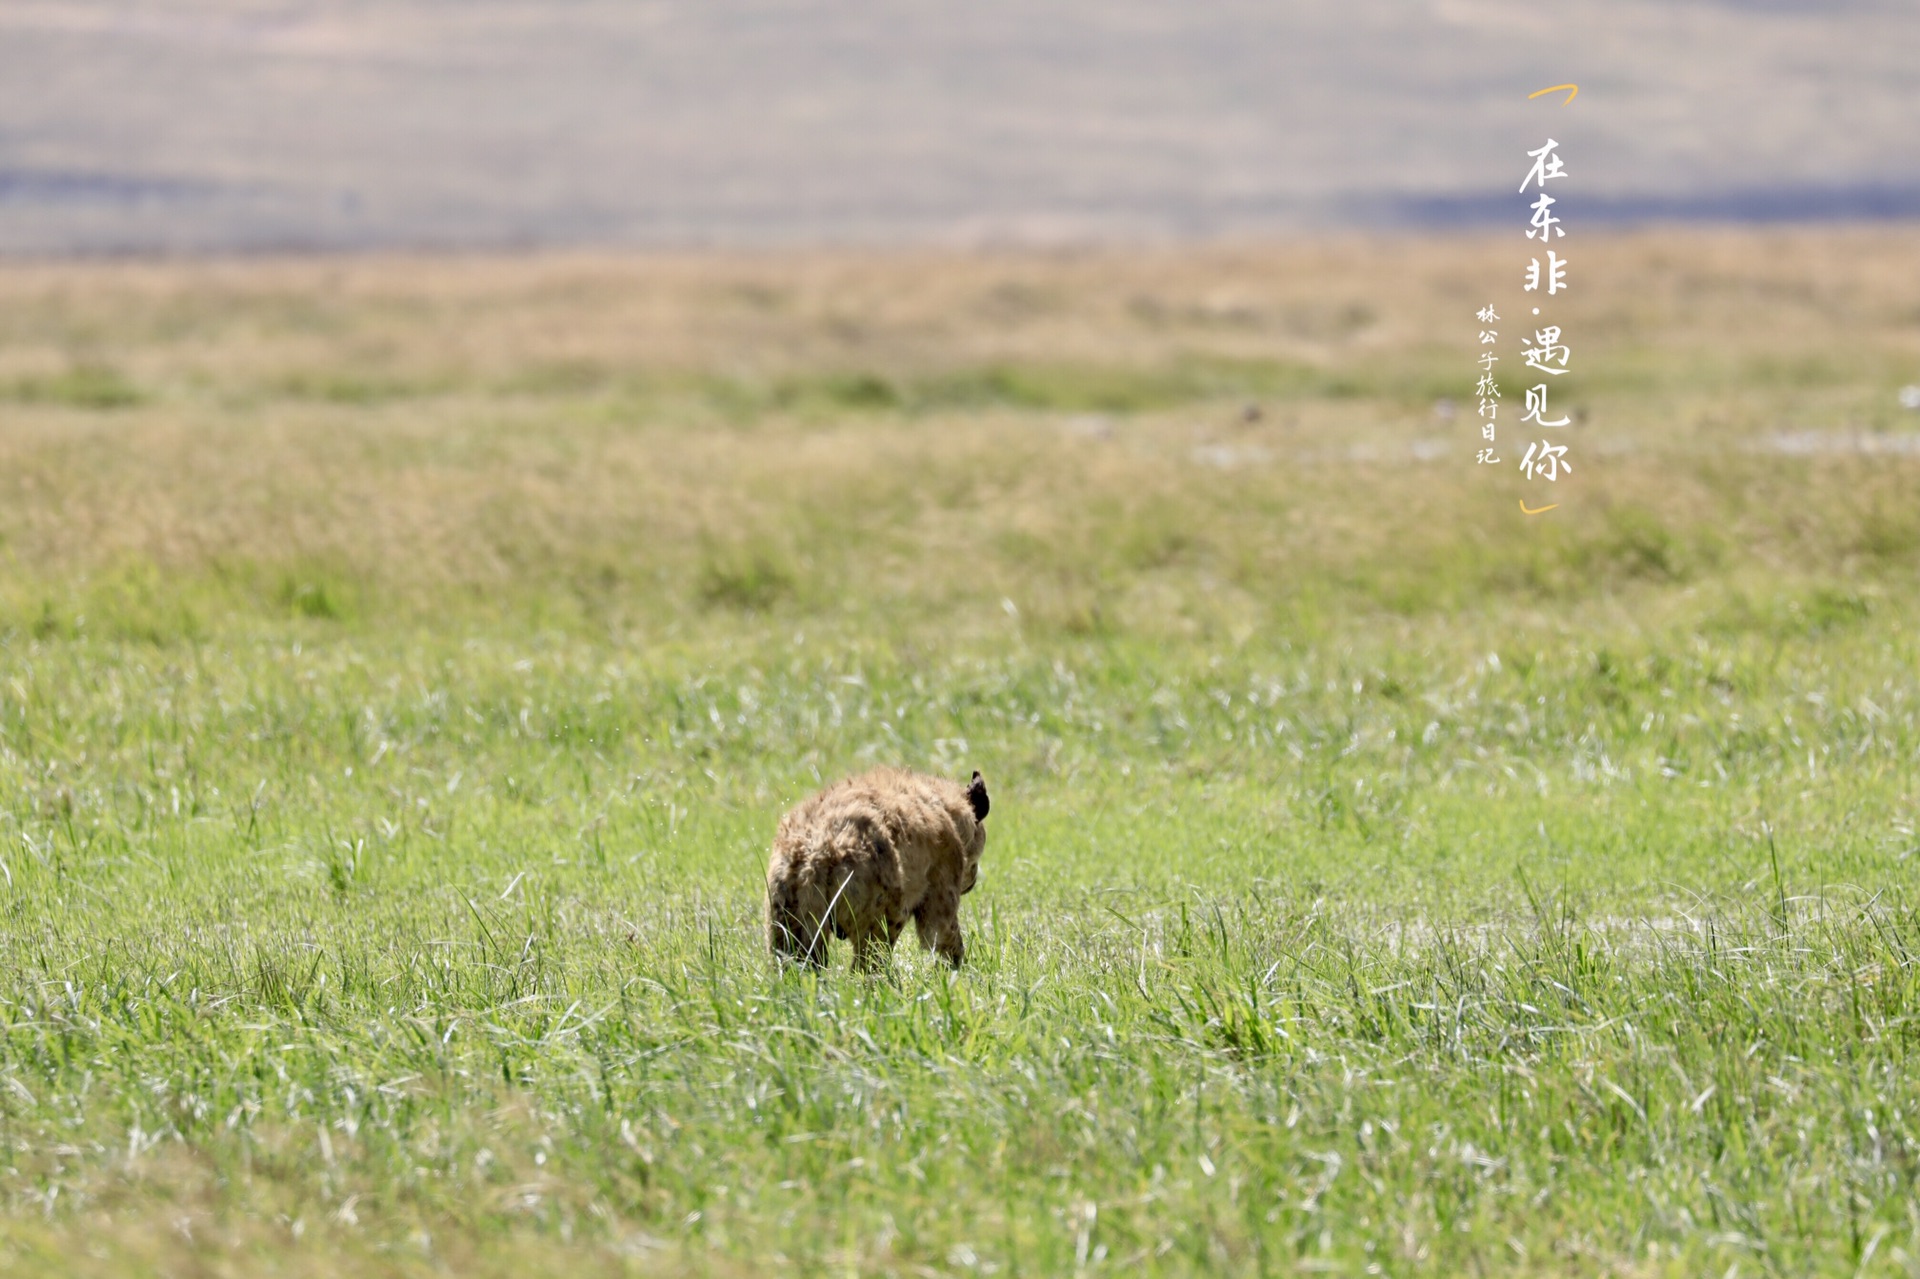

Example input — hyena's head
[960,770,990,894]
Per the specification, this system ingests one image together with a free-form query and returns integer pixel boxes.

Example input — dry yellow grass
[5,227,1918,387]
[1,225,1916,644]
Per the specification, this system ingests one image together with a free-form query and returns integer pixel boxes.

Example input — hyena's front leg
[913,890,965,968]
[849,925,893,974]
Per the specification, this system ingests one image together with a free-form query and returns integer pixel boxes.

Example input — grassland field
[1,226,1919,1276]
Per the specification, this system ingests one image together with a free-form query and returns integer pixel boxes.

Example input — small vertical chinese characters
[1473,303,1500,464]
[1518,137,1572,486]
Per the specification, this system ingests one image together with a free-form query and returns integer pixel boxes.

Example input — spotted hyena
[765,767,990,970]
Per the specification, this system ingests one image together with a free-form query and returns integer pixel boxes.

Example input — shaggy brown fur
[766,768,990,970]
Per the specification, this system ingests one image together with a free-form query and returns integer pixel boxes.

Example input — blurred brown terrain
[2,1,1917,253]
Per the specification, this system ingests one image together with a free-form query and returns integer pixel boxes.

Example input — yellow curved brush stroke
[1528,84,1578,105]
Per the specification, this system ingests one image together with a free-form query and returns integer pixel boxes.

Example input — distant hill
[2,0,1915,254]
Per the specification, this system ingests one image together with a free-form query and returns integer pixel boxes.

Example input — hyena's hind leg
[767,885,830,969]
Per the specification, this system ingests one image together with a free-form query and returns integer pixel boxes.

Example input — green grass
[2,231,1920,1275]
[4,609,1918,1276]
[2,363,145,409]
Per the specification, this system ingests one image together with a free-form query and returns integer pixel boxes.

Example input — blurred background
[2,0,1917,638]
[4,0,1917,255]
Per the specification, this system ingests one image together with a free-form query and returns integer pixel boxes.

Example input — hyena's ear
[967,770,990,821]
